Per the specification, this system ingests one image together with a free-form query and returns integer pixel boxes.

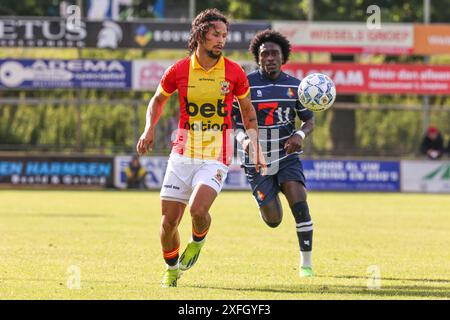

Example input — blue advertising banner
[0,59,131,89]
[302,160,400,191]
[0,156,114,187]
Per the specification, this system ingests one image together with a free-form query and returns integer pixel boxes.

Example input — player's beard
[262,64,281,79]
[261,68,279,79]
[206,49,222,60]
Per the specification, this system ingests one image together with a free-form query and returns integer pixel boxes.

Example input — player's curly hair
[249,29,291,65]
[188,8,229,54]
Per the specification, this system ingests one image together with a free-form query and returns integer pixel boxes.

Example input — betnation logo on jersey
[183,97,230,132]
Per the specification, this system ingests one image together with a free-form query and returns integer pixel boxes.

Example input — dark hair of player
[249,29,291,65]
[188,8,229,53]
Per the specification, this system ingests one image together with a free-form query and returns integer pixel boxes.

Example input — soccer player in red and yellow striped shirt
[136,8,266,288]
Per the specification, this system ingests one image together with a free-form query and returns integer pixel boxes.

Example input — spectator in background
[420,126,444,160]
[125,155,147,189]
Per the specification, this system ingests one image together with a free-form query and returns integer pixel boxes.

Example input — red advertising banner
[282,63,450,95]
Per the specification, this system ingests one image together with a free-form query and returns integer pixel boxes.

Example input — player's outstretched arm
[300,117,315,137]
[237,95,267,173]
[136,87,170,155]
[284,117,315,154]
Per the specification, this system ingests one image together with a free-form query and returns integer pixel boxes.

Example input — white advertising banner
[273,22,414,54]
[401,160,450,193]
[114,156,250,190]
[132,60,173,91]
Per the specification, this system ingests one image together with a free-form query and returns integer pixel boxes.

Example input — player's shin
[290,201,313,268]
[163,245,180,269]
[191,211,211,243]
[192,224,209,243]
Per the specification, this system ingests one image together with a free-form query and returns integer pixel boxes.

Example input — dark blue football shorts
[244,155,306,207]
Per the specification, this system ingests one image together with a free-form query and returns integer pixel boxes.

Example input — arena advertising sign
[0,17,87,48]
[2,59,448,94]
[114,155,169,189]
[401,160,450,193]
[122,21,271,50]
[114,156,250,190]
[0,59,131,89]
[0,156,114,187]
[0,17,270,50]
[302,160,400,191]
[132,60,172,91]
[115,156,399,191]
[223,163,251,190]
[283,63,450,95]
[132,60,257,91]
[0,58,254,91]
[414,25,450,55]
[273,22,414,54]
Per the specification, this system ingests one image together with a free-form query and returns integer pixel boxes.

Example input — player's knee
[160,216,179,232]
[190,205,209,221]
[290,201,312,223]
[260,209,282,228]
[265,220,281,228]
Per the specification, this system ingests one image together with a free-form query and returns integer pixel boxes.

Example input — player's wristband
[295,130,306,140]
[236,131,248,145]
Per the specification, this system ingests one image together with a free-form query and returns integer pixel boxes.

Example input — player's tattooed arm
[238,95,267,173]
[238,98,257,128]
[136,87,170,155]
[237,95,258,142]
[285,116,315,154]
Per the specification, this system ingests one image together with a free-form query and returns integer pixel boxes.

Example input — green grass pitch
[0,190,449,300]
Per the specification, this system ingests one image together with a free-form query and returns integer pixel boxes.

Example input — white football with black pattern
[298,73,336,112]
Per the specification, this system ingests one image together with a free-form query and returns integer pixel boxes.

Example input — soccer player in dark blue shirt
[233,30,315,277]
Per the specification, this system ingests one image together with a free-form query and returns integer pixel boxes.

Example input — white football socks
[300,251,312,268]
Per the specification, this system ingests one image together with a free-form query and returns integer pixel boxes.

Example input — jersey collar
[258,68,287,82]
[191,53,225,73]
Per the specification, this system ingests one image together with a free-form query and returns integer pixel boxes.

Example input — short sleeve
[233,65,250,99]
[295,101,314,122]
[158,64,177,96]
